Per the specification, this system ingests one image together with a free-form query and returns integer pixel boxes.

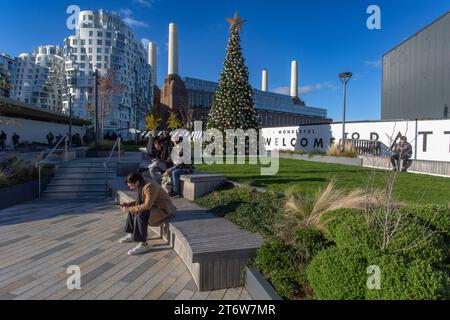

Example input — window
[72,39,78,45]
[106,32,112,38]
[97,56,102,61]
[81,48,86,53]
[105,48,110,54]
[89,31,93,37]
[81,40,86,45]
[105,40,111,46]
[97,40,102,45]
[97,48,102,53]
[89,48,93,53]
[96,63,101,69]
[88,56,92,61]
[80,55,86,61]
[97,31,103,37]
[89,39,93,45]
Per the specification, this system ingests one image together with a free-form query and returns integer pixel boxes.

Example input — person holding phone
[118,173,176,255]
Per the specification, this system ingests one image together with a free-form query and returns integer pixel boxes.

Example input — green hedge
[196,187,283,238]
[307,247,367,300]
[308,206,450,300]
[365,255,449,300]
[254,228,330,300]
[197,187,450,300]
[321,208,448,265]
[307,247,449,300]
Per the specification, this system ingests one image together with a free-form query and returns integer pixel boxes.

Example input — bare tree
[179,103,195,130]
[98,69,125,136]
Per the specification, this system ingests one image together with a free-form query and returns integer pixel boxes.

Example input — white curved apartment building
[10,46,66,113]
[63,9,152,136]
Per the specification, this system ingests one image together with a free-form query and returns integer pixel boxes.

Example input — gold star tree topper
[226,12,247,32]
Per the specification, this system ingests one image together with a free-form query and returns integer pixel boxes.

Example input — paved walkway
[0,198,252,300]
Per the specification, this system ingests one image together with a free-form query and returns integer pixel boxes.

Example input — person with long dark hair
[118,173,176,255]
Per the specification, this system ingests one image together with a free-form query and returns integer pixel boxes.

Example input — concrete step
[48,180,107,186]
[56,169,116,174]
[52,174,117,179]
[41,190,108,199]
[60,162,118,166]
[41,194,110,200]
[45,185,107,192]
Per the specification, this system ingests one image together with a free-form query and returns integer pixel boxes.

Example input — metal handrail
[103,137,121,196]
[36,136,69,198]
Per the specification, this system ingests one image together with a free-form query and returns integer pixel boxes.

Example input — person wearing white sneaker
[119,173,177,256]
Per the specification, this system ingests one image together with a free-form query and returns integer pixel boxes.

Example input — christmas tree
[207,12,261,132]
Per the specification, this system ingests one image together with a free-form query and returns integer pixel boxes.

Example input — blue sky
[0,0,449,121]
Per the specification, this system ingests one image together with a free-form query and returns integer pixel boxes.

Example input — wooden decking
[0,199,252,300]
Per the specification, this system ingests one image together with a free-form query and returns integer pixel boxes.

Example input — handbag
[161,175,172,194]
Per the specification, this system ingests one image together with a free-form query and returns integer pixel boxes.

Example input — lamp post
[93,70,99,146]
[68,92,72,148]
[338,72,353,151]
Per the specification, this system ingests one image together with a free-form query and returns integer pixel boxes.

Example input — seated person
[148,138,173,184]
[118,173,176,255]
[164,135,194,197]
[390,136,413,172]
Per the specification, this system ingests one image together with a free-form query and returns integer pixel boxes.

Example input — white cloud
[120,9,149,28]
[123,17,149,28]
[273,82,338,95]
[364,60,382,68]
[135,0,155,8]
[141,38,151,49]
[120,9,133,16]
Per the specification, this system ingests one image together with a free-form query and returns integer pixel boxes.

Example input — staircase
[41,158,117,200]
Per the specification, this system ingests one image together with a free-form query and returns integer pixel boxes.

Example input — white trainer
[128,243,151,255]
[119,234,133,244]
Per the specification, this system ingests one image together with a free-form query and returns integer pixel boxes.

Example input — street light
[68,92,72,148]
[338,72,353,151]
[93,70,99,145]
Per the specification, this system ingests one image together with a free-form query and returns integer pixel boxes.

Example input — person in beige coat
[119,173,176,255]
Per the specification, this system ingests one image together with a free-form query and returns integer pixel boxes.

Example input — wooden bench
[113,185,264,292]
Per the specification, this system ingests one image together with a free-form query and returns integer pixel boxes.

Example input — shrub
[254,228,330,300]
[307,246,367,300]
[196,187,284,238]
[407,205,450,235]
[365,255,449,300]
[88,140,124,151]
[326,143,358,158]
[226,192,283,238]
[283,179,376,232]
[0,156,37,189]
[254,238,302,300]
[321,208,448,265]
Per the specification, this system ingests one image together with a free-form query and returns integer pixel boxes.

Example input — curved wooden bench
[114,188,264,292]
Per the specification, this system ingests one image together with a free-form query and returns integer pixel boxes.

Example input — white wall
[262,119,450,162]
[0,116,85,145]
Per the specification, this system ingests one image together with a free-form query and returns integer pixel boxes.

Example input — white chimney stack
[148,42,157,86]
[168,23,179,75]
[262,69,268,92]
[290,60,298,98]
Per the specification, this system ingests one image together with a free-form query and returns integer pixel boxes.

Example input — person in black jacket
[0,130,6,151]
[390,136,413,172]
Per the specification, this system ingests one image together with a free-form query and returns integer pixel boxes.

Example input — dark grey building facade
[382,11,450,120]
[184,77,331,128]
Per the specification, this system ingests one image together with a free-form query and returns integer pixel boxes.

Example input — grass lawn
[197,158,450,205]
[122,144,146,152]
